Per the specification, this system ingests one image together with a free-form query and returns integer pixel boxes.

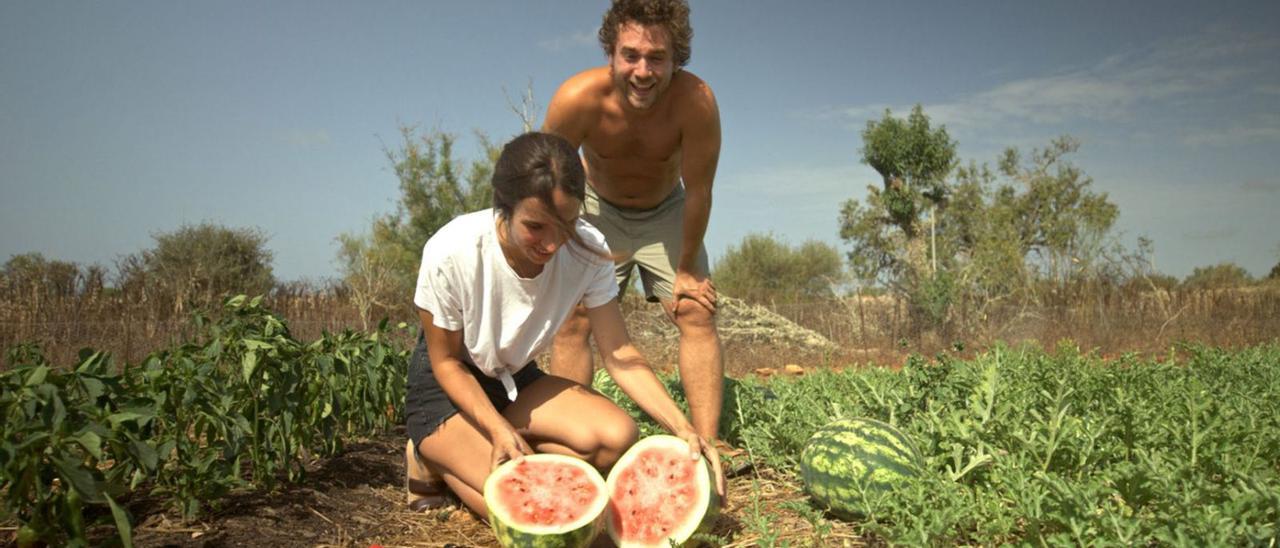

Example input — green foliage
[337,126,499,323]
[1183,262,1255,289]
[116,223,275,315]
[842,107,1127,331]
[712,232,844,304]
[0,296,408,546]
[841,105,957,278]
[994,137,1120,284]
[908,270,956,327]
[602,344,1280,545]
[859,104,957,234]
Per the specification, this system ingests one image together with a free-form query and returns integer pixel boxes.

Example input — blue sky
[3,1,1278,283]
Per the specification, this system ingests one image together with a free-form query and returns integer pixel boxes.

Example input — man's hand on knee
[667,270,716,320]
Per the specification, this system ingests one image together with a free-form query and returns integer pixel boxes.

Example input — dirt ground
[84,430,871,548]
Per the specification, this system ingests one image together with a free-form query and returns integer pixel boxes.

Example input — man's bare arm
[677,79,721,275]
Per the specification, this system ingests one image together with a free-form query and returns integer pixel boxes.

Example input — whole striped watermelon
[799,417,922,519]
[484,454,609,547]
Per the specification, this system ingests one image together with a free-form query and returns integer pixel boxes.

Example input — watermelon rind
[800,417,922,519]
[605,435,719,548]
[484,453,609,548]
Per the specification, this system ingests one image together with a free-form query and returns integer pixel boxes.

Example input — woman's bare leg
[415,375,639,518]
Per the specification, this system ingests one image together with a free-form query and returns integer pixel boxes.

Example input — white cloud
[1182,123,1280,147]
[833,25,1280,135]
[538,30,596,52]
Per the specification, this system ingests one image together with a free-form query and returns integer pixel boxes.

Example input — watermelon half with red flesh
[606,435,719,547]
[483,453,609,548]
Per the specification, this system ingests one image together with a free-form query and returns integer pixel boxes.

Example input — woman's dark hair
[492,132,605,258]
[599,0,692,68]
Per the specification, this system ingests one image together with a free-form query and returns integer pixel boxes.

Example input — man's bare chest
[585,116,681,162]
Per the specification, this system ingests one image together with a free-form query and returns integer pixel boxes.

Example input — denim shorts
[405,331,544,451]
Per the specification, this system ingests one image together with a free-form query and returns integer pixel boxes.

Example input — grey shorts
[583,183,710,303]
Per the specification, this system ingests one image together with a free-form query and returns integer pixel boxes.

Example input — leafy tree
[841,105,1128,331]
[1182,262,1254,289]
[841,105,958,286]
[712,233,844,304]
[840,106,959,328]
[995,136,1119,286]
[337,126,499,322]
[117,223,274,315]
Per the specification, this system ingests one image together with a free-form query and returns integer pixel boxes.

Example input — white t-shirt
[413,209,618,400]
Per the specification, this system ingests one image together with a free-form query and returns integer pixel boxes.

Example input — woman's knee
[591,412,639,467]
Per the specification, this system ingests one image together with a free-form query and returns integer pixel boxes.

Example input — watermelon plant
[602,342,1280,545]
[483,454,609,548]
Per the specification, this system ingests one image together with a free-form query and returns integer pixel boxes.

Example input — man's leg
[549,304,595,386]
[670,298,724,441]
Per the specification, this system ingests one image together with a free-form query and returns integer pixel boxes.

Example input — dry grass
[4,286,1278,370]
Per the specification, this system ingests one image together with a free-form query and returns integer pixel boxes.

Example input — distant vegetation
[2,107,1279,366]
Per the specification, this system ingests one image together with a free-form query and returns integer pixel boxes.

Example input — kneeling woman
[405,132,724,517]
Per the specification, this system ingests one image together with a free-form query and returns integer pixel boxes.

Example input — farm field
[2,298,1279,546]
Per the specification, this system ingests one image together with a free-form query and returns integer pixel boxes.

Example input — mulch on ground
[103,431,871,548]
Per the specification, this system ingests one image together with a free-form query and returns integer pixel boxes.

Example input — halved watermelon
[483,453,609,548]
[606,435,719,547]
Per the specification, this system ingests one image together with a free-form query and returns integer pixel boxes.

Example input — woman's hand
[490,425,534,471]
[678,430,727,505]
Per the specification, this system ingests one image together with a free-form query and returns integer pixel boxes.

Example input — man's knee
[555,305,592,340]
[672,298,716,332]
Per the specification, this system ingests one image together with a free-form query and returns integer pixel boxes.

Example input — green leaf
[71,430,103,460]
[79,376,106,401]
[242,351,259,383]
[24,365,49,387]
[107,411,149,428]
[53,456,103,504]
[130,437,159,472]
[104,493,135,548]
[243,339,274,350]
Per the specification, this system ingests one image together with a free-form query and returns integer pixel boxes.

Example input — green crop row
[599,342,1280,546]
[0,295,408,547]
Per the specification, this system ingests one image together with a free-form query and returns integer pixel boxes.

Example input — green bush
[712,232,844,304]
[1182,262,1254,289]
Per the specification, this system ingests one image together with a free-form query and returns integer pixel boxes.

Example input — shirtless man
[544,0,727,448]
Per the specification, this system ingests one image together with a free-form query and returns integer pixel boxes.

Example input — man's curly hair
[598,0,692,68]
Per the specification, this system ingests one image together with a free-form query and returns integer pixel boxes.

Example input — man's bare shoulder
[549,67,613,108]
[670,70,718,121]
[544,67,614,142]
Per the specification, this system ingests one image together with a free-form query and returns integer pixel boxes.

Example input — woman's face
[501,186,582,275]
